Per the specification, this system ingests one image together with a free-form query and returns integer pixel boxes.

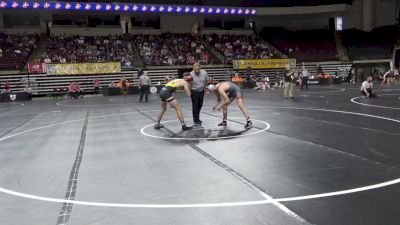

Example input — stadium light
[0,1,256,16]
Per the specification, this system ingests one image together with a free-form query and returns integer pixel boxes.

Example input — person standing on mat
[208,82,252,129]
[382,70,391,86]
[283,64,295,99]
[300,63,309,90]
[139,71,151,103]
[154,76,192,131]
[361,76,377,98]
[189,63,208,126]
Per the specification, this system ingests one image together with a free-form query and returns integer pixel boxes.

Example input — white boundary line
[255,87,345,94]
[301,88,346,94]
[56,101,130,107]
[351,94,400,110]
[0,109,159,142]
[0,106,399,208]
[140,118,270,140]
[56,97,192,107]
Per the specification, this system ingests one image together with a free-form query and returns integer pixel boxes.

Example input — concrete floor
[0,83,400,225]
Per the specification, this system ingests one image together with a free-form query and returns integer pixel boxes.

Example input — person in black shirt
[283,64,295,99]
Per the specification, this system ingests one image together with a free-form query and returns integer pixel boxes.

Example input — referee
[139,71,151,102]
[189,63,208,126]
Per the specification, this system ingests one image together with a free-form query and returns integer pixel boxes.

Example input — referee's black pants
[191,90,205,124]
[140,85,150,102]
[301,77,308,90]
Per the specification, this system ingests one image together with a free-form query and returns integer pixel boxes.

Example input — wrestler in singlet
[159,80,178,102]
[215,81,243,102]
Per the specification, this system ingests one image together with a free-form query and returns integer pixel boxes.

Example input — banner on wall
[28,63,46,73]
[232,59,297,70]
[46,62,121,75]
[121,60,133,70]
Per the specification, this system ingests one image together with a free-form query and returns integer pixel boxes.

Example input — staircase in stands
[334,31,350,62]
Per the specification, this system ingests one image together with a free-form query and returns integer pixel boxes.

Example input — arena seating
[31,72,138,95]
[133,34,220,66]
[42,35,134,64]
[0,72,137,96]
[0,67,233,96]
[0,33,38,70]
[262,28,338,62]
[145,69,179,85]
[341,26,396,60]
[205,34,277,63]
[233,62,352,85]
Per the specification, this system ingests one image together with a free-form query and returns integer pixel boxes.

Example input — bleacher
[31,72,138,95]
[342,26,396,60]
[233,62,352,85]
[205,67,232,82]
[145,69,179,85]
[0,33,39,70]
[261,28,338,62]
[0,67,233,96]
[133,34,220,66]
[0,72,137,96]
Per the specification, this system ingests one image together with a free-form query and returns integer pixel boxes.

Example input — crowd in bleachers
[0,33,38,70]
[0,26,398,71]
[205,34,277,63]
[42,35,134,64]
[134,33,219,66]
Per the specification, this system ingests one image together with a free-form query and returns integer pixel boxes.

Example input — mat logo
[9,94,16,101]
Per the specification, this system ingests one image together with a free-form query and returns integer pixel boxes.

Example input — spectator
[134,34,218,66]
[208,76,217,84]
[108,81,115,88]
[139,71,151,103]
[126,79,132,88]
[283,64,295,99]
[75,83,84,98]
[44,57,51,64]
[4,81,11,92]
[68,82,78,99]
[255,76,271,90]
[0,33,38,70]
[232,73,244,87]
[361,76,377,98]
[43,35,134,64]
[382,70,391,85]
[93,77,100,95]
[205,34,276,63]
[300,63,309,90]
[117,77,128,95]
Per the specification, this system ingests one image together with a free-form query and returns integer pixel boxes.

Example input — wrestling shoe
[182,125,192,131]
[244,120,253,129]
[218,121,227,127]
[154,123,164,130]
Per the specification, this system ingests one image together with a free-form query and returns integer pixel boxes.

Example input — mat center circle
[140,117,271,140]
